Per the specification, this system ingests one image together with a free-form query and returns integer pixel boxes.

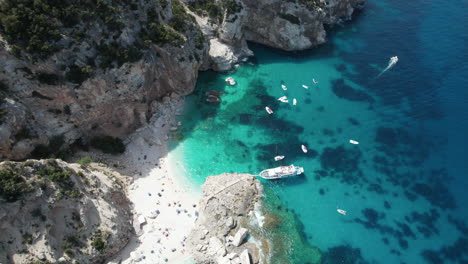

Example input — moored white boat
[302,85,309,89]
[258,164,304,179]
[274,155,285,161]
[265,106,273,114]
[277,96,289,103]
[337,209,347,215]
[293,98,297,105]
[225,77,236,86]
[281,84,287,91]
[313,79,318,84]
[301,144,308,153]
[349,139,359,145]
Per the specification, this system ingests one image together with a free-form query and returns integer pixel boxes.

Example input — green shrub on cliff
[90,136,125,154]
[0,0,129,59]
[0,167,32,202]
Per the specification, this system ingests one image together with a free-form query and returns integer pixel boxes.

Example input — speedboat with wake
[258,165,304,179]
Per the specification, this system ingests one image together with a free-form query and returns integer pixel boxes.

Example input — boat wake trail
[377,56,398,78]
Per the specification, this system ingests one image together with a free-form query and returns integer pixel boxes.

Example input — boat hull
[258,165,304,179]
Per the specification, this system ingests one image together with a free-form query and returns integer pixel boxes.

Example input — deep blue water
[171,0,468,263]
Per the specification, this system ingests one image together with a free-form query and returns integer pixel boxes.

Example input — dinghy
[281,84,287,91]
[349,139,359,145]
[293,98,297,106]
[301,145,308,153]
[277,96,289,103]
[225,77,236,86]
[302,85,309,89]
[274,156,285,161]
[337,209,347,215]
[265,106,273,114]
[313,79,318,84]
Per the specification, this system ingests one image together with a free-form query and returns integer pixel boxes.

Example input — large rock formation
[187,173,263,264]
[0,159,132,263]
[0,0,365,159]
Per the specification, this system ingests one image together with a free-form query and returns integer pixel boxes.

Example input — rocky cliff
[0,159,132,264]
[0,0,364,160]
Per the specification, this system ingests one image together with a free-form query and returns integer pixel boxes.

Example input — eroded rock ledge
[187,173,264,264]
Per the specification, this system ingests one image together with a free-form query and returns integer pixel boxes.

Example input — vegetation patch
[91,229,110,252]
[90,136,125,154]
[0,0,129,59]
[97,42,142,69]
[36,159,74,187]
[188,0,242,23]
[0,165,32,202]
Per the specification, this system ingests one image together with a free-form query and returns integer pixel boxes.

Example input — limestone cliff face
[195,0,365,69]
[0,159,132,264]
[0,0,207,160]
[0,0,364,160]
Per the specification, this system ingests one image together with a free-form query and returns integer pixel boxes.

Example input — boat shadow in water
[261,174,309,187]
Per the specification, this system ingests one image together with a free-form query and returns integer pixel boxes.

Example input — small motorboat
[274,155,285,161]
[265,106,273,114]
[281,84,287,91]
[258,164,304,179]
[337,209,347,215]
[349,139,359,145]
[277,96,289,103]
[313,79,318,84]
[206,95,220,103]
[225,77,237,86]
[302,85,309,89]
[301,145,308,153]
[293,98,297,106]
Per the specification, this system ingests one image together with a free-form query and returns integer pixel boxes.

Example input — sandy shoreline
[109,97,201,264]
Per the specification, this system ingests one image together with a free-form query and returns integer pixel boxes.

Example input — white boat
[293,98,297,105]
[258,164,304,179]
[302,85,309,89]
[225,77,236,86]
[301,144,308,153]
[281,84,287,91]
[277,96,289,103]
[349,139,359,145]
[265,106,273,114]
[337,209,347,215]
[312,79,318,84]
[274,155,285,161]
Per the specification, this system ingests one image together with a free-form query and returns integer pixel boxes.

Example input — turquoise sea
[170,0,468,263]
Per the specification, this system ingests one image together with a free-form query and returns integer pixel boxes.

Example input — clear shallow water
[169,0,468,263]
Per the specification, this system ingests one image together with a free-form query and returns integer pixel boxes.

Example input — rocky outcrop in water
[0,159,132,264]
[187,173,264,264]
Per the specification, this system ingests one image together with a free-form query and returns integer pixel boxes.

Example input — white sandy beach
[110,97,201,264]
